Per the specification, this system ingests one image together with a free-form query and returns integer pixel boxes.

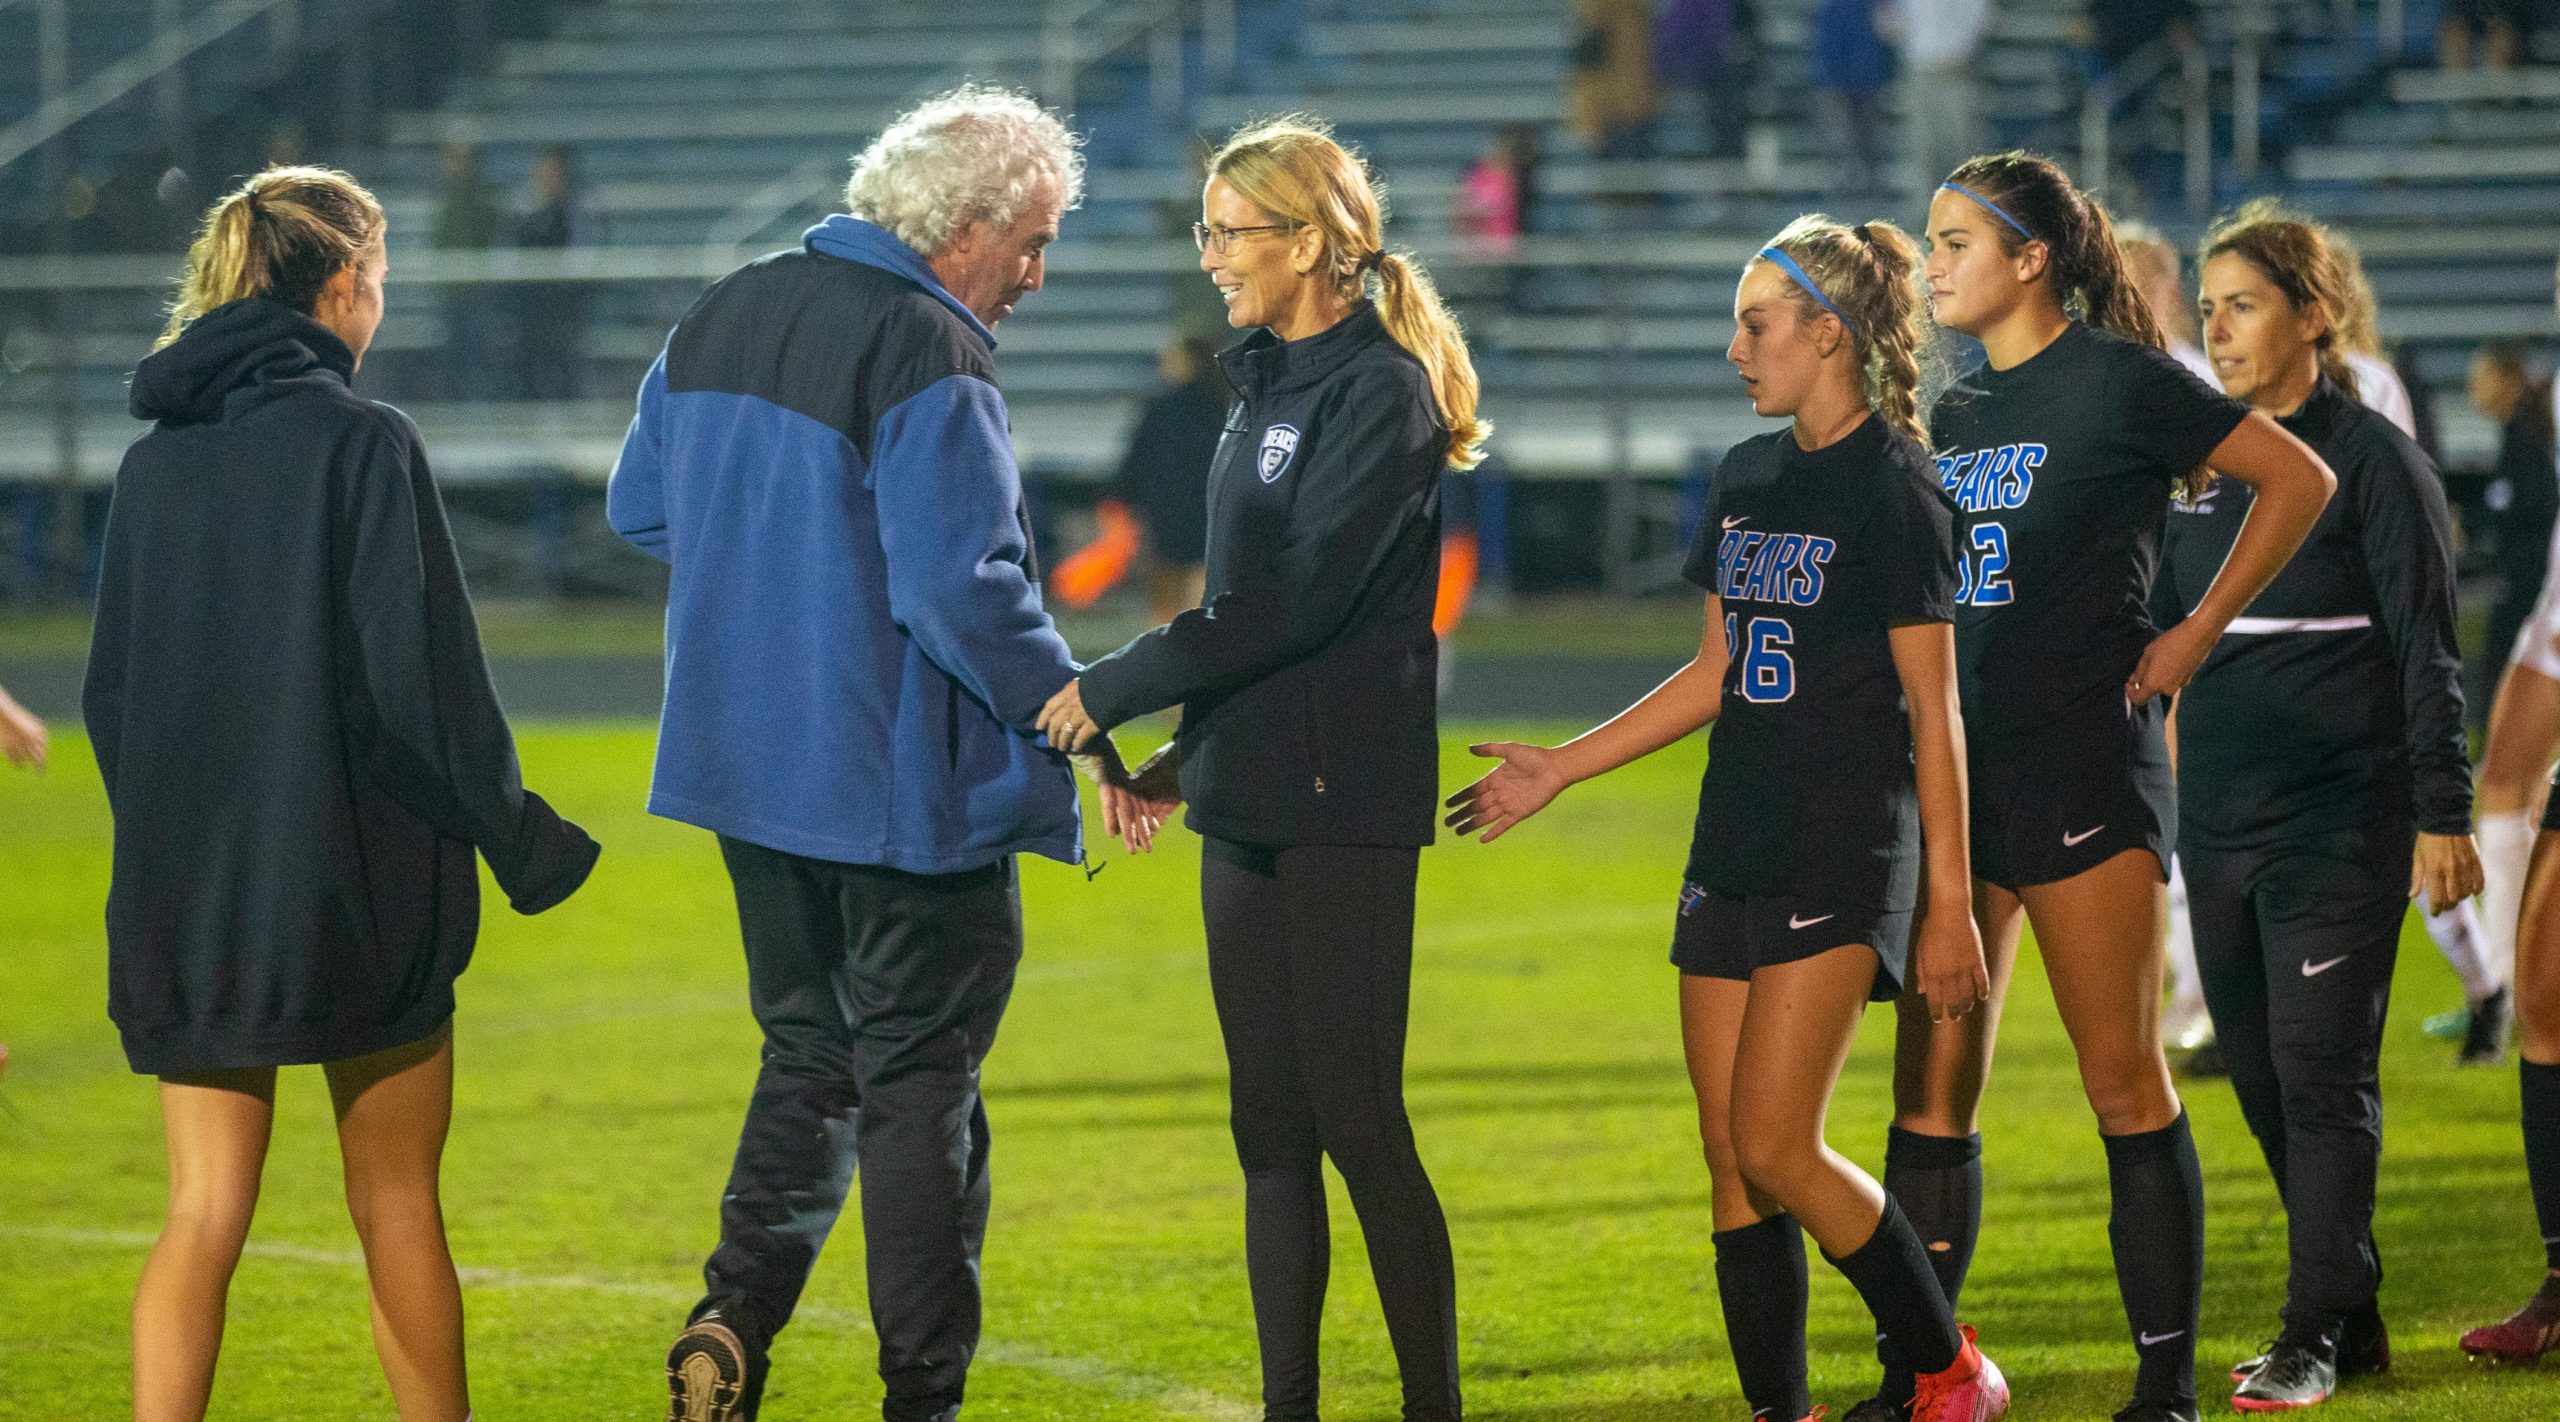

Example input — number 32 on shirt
[1937,442,2041,607]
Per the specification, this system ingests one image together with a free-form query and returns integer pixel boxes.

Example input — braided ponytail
[159,165,384,349]
[1758,213,1931,446]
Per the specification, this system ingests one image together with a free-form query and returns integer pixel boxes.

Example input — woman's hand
[2412,831,2486,907]
[1444,742,1570,842]
[1036,678,1101,752]
[2127,616,2219,704]
[1910,900,1990,1025]
[0,687,45,772]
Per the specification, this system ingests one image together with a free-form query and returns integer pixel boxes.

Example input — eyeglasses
[1191,221,1297,254]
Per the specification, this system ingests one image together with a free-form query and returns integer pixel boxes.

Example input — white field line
[0,1225,1252,1421]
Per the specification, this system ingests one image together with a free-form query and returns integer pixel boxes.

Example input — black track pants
[1200,836,1461,1422]
[2183,826,2406,1333]
[699,837,1022,1422]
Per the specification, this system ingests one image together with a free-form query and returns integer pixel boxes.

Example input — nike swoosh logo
[1789,913,1835,930]
[2063,825,2105,846]
[2302,954,2351,977]
[2139,1329,2186,1346]
[1723,515,1749,529]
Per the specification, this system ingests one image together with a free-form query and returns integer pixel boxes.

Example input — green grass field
[3,724,2552,1421]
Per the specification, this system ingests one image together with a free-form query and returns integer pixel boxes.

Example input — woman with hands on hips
[1450,216,2011,1422]
[1035,116,1486,1422]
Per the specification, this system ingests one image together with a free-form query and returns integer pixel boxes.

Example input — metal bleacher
[2,0,2557,595]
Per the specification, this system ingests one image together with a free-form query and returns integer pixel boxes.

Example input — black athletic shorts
[1969,685,2175,890]
[1670,882,1910,1002]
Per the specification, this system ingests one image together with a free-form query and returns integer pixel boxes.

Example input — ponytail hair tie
[1359,249,1387,274]
[1852,222,1874,246]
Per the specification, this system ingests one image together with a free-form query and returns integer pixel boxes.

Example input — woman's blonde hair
[1210,115,1489,469]
[158,165,384,349]
[1756,214,1932,446]
[2198,198,2358,398]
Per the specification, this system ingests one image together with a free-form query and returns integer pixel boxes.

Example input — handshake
[1040,676,1182,853]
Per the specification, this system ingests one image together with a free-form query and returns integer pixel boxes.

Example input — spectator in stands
[1812,0,1895,196]
[2473,341,2559,676]
[607,86,1131,1422]
[1655,0,1759,160]
[432,142,505,400]
[0,682,43,770]
[1118,332,1227,623]
[2120,224,2218,385]
[510,143,588,399]
[2442,0,2541,70]
[1570,0,1660,160]
[1454,129,1529,251]
[1885,0,1988,197]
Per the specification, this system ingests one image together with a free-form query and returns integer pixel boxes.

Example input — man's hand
[1036,678,1101,752]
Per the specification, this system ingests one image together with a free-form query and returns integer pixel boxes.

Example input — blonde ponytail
[1210,115,1490,469]
[160,165,385,348]
[1373,250,1489,470]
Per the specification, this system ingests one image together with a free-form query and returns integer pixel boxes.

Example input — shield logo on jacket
[1258,424,1301,483]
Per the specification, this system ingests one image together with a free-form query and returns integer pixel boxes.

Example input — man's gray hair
[844,85,1085,257]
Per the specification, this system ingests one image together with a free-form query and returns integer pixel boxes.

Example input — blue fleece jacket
[607,217,1082,871]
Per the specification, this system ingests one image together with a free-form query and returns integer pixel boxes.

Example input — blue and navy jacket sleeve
[871,373,1078,730]
[605,352,672,562]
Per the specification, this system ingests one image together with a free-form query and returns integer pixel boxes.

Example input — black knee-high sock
[1714,1215,1812,1421]
[1876,1128,1982,1406]
[2526,1060,2560,1271]
[1826,1198,1964,1378]
[2104,1111,2204,1409]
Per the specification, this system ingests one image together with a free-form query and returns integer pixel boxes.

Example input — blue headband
[1757,246,1860,338]
[1939,182,2036,241]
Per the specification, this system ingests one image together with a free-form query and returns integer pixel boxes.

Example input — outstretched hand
[1444,741,1570,842]
[1036,678,1101,752]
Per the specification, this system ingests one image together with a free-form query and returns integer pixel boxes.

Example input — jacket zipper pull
[1314,776,1326,794]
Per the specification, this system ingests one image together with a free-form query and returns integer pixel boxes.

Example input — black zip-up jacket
[2155,376,2471,846]
[86,297,599,1075]
[1078,304,1450,846]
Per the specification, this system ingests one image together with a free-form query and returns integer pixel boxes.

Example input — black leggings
[1201,836,1460,1422]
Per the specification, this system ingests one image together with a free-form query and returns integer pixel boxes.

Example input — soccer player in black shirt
[1450,217,2008,1422]
[1869,152,2337,1422]
[2163,203,2482,1410]
[2462,764,2560,1363]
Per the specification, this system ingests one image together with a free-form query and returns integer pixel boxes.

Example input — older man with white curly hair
[607,86,1107,1422]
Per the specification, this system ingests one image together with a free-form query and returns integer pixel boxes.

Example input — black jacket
[1114,371,1227,564]
[2156,377,2471,846]
[1079,305,1450,846]
[86,298,598,1075]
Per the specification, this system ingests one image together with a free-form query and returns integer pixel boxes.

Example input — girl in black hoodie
[87,166,597,1422]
